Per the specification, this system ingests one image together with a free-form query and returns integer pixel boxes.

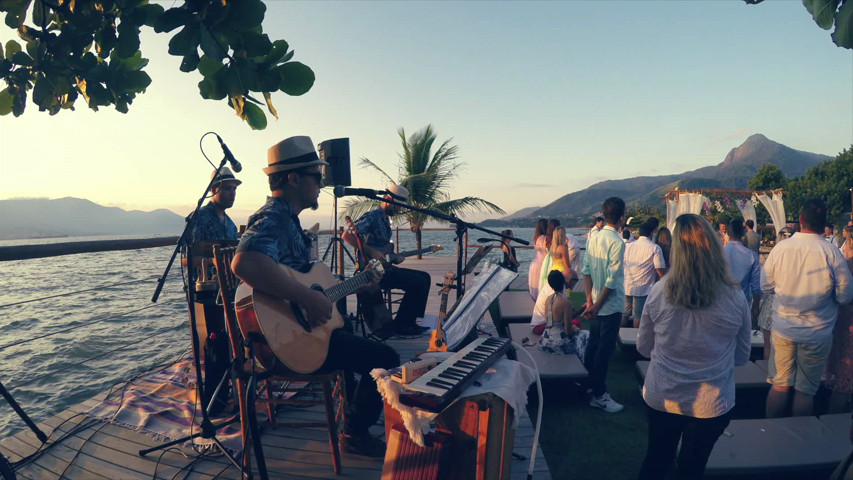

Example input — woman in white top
[636,214,751,480]
[528,218,549,300]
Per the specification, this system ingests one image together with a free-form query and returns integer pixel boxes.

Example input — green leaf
[239,32,271,57]
[122,70,151,91]
[168,24,200,57]
[264,39,289,65]
[803,0,840,30]
[31,0,42,26]
[199,26,225,60]
[197,54,224,77]
[115,21,141,57]
[4,40,20,61]
[32,76,54,109]
[0,88,13,115]
[155,7,194,33]
[0,41,3,59]
[223,66,246,97]
[224,0,265,31]
[95,25,118,59]
[3,0,32,29]
[115,50,148,71]
[198,76,226,100]
[276,62,315,96]
[242,101,267,130]
[180,52,199,72]
[138,3,165,27]
[11,51,33,66]
[11,89,25,116]
[832,0,853,47]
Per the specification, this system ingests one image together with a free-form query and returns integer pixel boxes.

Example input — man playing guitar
[232,135,400,458]
[341,184,432,336]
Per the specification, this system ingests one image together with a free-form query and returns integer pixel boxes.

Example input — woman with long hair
[528,218,549,299]
[637,214,751,480]
[549,226,577,289]
[538,219,561,293]
[499,229,519,272]
[654,227,672,271]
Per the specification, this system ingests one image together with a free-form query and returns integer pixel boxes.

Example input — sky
[1,1,851,231]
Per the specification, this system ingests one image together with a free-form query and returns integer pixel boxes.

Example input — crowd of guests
[522,197,853,478]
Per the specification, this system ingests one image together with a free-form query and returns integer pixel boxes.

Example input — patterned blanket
[85,359,243,452]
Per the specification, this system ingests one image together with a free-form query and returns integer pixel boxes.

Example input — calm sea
[0,227,586,438]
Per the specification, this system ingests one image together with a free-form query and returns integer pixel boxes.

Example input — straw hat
[387,182,409,200]
[263,136,328,175]
[211,166,241,186]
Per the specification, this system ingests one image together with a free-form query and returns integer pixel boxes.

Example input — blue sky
[1,1,850,229]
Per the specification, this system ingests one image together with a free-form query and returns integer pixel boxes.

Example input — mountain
[501,206,542,220]
[0,197,184,240]
[514,135,832,223]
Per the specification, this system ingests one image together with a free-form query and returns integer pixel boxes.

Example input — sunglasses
[298,171,324,186]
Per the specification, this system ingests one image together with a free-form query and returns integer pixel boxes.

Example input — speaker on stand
[319,138,352,275]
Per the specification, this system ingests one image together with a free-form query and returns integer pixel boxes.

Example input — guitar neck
[324,269,375,303]
[395,246,434,258]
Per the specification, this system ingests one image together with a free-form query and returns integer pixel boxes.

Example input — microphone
[333,186,388,198]
[215,134,242,173]
[477,238,497,243]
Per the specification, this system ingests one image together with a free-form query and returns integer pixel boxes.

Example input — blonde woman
[528,218,549,299]
[550,226,577,289]
[637,214,751,480]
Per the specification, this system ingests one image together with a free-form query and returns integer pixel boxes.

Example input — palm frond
[357,157,394,184]
[340,198,381,223]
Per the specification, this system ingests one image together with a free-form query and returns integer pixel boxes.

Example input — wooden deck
[1,256,551,479]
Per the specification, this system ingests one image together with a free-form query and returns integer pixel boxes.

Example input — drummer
[192,166,241,243]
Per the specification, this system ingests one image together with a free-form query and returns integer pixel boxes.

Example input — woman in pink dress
[528,218,548,300]
[825,225,853,413]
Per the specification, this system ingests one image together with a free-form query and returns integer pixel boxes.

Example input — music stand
[442,263,518,352]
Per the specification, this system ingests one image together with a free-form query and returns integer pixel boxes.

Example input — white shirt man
[723,220,760,307]
[622,225,666,327]
[761,199,853,418]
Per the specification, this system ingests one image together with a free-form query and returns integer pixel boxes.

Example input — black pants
[583,312,621,397]
[316,329,400,435]
[638,406,731,480]
[380,266,431,327]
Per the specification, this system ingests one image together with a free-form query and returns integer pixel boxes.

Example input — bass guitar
[234,260,382,374]
[344,216,444,270]
[427,271,455,352]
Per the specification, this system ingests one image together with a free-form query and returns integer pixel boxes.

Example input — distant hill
[0,197,184,240]
[500,206,542,220]
[487,135,832,227]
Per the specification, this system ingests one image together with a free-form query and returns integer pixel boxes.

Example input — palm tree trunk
[415,227,423,259]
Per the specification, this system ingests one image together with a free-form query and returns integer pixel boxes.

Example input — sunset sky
[1,1,851,230]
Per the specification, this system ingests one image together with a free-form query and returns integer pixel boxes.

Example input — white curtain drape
[666,197,678,232]
[735,198,757,226]
[753,192,786,234]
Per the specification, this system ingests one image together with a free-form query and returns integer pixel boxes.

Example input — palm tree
[342,125,505,258]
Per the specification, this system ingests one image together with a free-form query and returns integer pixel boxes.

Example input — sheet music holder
[463,244,495,275]
[442,263,517,351]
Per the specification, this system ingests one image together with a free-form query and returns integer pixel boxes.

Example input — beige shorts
[767,331,832,396]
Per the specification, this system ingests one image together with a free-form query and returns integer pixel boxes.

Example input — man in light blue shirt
[722,219,760,307]
[582,197,626,413]
[761,198,853,417]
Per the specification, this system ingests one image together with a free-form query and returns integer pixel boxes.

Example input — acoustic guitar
[427,272,456,352]
[234,260,382,374]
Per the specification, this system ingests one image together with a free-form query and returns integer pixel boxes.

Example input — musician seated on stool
[342,183,432,336]
[191,166,241,243]
[231,135,400,458]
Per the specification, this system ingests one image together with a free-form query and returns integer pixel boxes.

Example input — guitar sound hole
[310,284,324,293]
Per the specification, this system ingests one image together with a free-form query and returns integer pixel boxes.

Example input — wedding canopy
[664,189,786,234]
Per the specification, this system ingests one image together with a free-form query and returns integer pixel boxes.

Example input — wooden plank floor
[1,257,551,479]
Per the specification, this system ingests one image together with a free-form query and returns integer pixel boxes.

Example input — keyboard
[399,337,511,412]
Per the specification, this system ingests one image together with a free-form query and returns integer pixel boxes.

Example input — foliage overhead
[745,0,853,49]
[784,146,853,223]
[343,125,505,247]
[0,0,314,129]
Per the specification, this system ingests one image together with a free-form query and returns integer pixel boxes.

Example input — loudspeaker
[318,138,351,187]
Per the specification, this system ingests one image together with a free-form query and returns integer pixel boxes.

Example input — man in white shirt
[761,198,853,417]
[565,232,584,292]
[723,219,760,308]
[582,198,626,413]
[622,222,666,327]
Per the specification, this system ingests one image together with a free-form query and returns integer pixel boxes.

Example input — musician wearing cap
[232,135,400,458]
[342,183,432,336]
[191,166,241,243]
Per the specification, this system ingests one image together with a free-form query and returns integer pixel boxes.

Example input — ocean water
[0,227,586,438]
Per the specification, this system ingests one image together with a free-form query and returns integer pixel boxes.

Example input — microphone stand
[349,194,528,300]
[146,156,246,477]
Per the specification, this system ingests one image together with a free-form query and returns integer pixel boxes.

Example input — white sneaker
[589,393,623,413]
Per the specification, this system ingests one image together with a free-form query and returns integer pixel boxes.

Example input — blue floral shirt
[236,196,313,272]
[191,202,238,243]
[354,207,392,249]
